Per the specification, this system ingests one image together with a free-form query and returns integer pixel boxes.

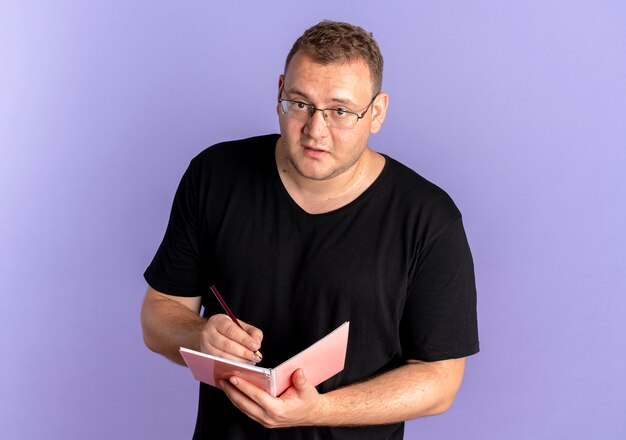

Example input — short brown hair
[284,20,384,95]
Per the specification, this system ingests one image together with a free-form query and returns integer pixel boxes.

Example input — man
[141,20,479,439]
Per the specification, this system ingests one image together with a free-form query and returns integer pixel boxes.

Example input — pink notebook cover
[179,321,349,397]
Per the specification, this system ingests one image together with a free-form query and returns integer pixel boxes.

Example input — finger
[216,316,262,352]
[220,378,266,423]
[238,320,264,360]
[220,320,261,350]
[239,320,264,346]
[226,376,272,410]
[203,316,262,363]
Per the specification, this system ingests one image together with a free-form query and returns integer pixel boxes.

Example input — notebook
[179,321,350,397]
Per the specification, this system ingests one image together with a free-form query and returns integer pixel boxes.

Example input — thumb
[292,368,308,389]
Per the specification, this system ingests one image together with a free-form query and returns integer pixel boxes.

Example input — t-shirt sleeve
[143,159,204,297]
[400,217,480,361]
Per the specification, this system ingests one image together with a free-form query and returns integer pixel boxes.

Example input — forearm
[141,290,205,365]
[311,358,465,426]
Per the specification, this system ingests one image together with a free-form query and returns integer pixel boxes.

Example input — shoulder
[381,155,461,221]
[192,133,279,166]
[182,133,279,181]
[172,134,278,196]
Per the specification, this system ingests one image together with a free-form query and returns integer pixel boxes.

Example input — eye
[292,101,310,112]
[332,108,350,118]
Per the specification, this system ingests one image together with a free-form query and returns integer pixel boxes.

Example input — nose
[304,108,329,138]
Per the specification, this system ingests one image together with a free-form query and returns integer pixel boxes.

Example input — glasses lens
[279,100,360,129]
[325,110,358,129]
[279,100,291,116]
[281,100,309,120]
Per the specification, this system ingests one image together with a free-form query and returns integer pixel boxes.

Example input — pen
[209,284,263,360]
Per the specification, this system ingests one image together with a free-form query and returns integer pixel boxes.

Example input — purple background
[1,1,625,438]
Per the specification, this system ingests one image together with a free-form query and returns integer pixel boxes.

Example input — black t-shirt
[145,134,479,440]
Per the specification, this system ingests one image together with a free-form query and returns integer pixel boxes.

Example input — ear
[276,75,285,116]
[369,92,389,135]
[277,75,285,99]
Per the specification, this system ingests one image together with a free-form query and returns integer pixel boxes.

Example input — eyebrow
[285,87,358,107]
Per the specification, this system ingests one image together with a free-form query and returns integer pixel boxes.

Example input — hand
[219,368,325,428]
[200,314,263,364]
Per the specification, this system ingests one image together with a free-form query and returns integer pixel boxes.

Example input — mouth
[302,144,329,158]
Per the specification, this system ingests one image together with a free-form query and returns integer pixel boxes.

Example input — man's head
[284,20,384,96]
[276,20,389,183]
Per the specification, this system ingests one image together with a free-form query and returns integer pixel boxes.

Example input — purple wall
[1,1,625,438]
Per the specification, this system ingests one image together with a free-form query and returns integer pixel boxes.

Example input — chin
[290,160,335,181]
[288,151,342,179]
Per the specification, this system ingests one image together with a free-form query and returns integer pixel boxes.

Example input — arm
[220,356,465,428]
[140,286,264,366]
[314,357,465,425]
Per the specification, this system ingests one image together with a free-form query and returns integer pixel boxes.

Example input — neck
[275,140,384,214]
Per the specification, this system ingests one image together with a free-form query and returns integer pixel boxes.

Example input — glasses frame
[278,88,379,130]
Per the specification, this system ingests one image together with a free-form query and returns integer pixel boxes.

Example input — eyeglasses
[278,92,378,130]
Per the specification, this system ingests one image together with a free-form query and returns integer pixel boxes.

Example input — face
[277,51,387,182]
